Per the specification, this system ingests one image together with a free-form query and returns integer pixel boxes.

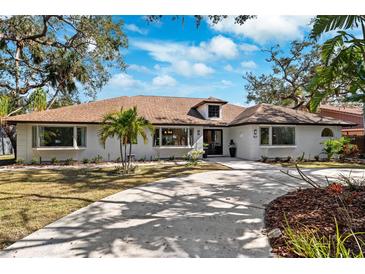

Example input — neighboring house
[319,105,364,136]
[6,95,353,162]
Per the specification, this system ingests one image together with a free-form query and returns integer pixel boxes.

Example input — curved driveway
[1,158,363,258]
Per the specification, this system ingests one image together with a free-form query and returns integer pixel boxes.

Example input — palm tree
[99,107,153,172]
[124,106,154,169]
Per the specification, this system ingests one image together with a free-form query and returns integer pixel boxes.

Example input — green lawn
[277,161,365,169]
[0,162,229,250]
[0,154,15,161]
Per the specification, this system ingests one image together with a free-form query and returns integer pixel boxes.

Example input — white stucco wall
[16,123,342,162]
[229,124,342,160]
[16,123,207,162]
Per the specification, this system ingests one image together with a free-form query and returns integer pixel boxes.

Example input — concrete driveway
[1,158,364,258]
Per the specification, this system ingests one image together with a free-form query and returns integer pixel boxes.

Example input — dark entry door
[203,129,223,155]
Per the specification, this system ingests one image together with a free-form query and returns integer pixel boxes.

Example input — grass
[277,161,365,169]
[0,154,15,161]
[0,162,228,250]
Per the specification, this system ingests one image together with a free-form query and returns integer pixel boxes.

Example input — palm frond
[311,16,365,40]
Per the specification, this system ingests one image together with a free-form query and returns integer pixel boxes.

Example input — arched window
[321,128,334,137]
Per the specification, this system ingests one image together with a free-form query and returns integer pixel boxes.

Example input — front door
[203,129,223,155]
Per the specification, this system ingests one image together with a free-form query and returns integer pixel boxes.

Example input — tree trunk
[124,142,128,172]
[119,139,124,170]
[128,143,132,170]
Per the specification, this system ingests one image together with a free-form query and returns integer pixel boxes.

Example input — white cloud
[152,75,177,87]
[127,64,153,74]
[172,61,214,77]
[203,35,238,59]
[224,64,234,72]
[193,63,215,76]
[221,80,233,86]
[239,43,260,52]
[209,15,313,44]
[241,61,257,70]
[109,73,142,88]
[131,35,239,78]
[124,24,148,35]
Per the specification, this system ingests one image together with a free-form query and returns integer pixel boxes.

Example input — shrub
[82,158,90,164]
[30,158,38,165]
[275,157,281,162]
[51,157,58,164]
[16,158,24,165]
[322,137,351,160]
[64,158,75,165]
[342,143,359,158]
[261,155,268,163]
[91,155,103,164]
[314,155,320,161]
[284,219,365,258]
[169,155,175,161]
[186,149,204,166]
[326,183,345,195]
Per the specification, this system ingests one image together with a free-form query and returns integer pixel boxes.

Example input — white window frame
[31,124,87,150]
[259,125,296,148]
[153,126,194,148]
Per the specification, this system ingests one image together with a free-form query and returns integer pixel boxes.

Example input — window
[32,126,87,148]
[272,127,295,145]
[260,127,269,145]
[32,126,37,148]
[153,128,160,147]
[39,126,74,147]
[260,126,296,146]
[189,128,194,146]
[321,128,334,137]
[77,127,87,147]
[208,105,220,118]
[162,128,188,146]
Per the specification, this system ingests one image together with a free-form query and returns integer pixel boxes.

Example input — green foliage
[99,107,153,173]
[0,95,9,117]
[284,219,365,258]
[50,157,59,164]
[245,40,322,109]
[322,137,351,160]
[15,158,24,165]
[186,149,204,166]
[30,158,38,165]
[64,158,75,166]
[0,16,127,114]
[82,158,90,164]
[309,16,365,111]
[91,155,103,164]
[28,88,47,112]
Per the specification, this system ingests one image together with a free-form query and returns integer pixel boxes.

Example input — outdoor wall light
[253,129,258,138]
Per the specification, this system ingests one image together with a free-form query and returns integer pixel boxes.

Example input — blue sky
[97,15,314,106]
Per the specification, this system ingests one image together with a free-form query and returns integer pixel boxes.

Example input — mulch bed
[265,186,365,257]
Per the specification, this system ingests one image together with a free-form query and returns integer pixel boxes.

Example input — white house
[6,95,354,163]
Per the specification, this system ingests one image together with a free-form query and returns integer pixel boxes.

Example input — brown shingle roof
[6,97,353,127]
[6,95,244,126]
[320,104,363,115]
[230,103,355,126]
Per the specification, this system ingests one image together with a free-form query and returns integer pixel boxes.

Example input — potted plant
[203,143,209,158]
[229,139,236,157]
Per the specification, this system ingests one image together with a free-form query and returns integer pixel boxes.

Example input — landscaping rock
[267,228,282,239]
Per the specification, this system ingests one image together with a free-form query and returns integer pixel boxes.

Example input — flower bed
[265,186,365,257]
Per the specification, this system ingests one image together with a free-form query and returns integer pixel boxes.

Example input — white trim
[32,147,86,151]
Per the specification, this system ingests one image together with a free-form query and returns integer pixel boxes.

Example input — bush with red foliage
[326,183,344,195]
